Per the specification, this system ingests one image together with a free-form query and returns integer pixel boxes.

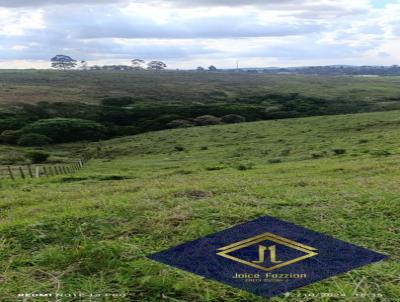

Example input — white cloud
[0,0,399,68]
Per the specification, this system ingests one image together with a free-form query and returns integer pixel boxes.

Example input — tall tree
[147,61,167,71]
[131,59,146,70]
[51,55,78,70]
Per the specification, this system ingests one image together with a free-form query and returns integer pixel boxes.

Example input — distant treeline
[236,65,400,76]
[0,93,383,146]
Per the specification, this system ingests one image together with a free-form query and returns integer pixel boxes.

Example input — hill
[2,70,400,147]
[0,110,399,301]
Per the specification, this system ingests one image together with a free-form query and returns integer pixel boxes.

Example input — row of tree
[50,55,168,71]
[50,55,219,72]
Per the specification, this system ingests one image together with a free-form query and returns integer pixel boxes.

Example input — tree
[208,65,217,71]
[17,133,52,146]
[147,61,167,71]
[131,59,145,70]
[20,118,107,143]
[196,66,205,71]
[80,60,89,70]
[50,55,78,70]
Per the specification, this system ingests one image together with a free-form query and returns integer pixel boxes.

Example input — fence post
[27,165,33,178]
[43,166,48,177]
[19,167,26,179]
[7,166,15,180]
[79,160,83,168]
[62,166,67,174]
[35,166,40,178]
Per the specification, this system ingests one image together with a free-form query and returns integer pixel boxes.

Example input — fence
[0,156,90,181]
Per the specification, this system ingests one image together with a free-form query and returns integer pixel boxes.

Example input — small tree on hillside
[147,61,167,71]
[51,55,78,70]
[131,59,146,70]
[208,65,217,71]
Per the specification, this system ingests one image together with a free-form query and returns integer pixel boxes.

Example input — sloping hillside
[1,111,400,301]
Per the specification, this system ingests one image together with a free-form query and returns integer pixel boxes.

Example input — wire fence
[0,156,90,180]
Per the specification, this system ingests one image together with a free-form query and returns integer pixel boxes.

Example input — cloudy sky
[0,0,399,69]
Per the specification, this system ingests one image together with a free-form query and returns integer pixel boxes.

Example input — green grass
[1,70,400,106]
[1,111,400,301]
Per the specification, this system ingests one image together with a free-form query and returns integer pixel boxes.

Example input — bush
[174,146,185,152]
[0,116,31,133]
[108,125,139,136]
[101,96,135,107]
[332,148,346,155]
[235,161,255,170]
[167,119,195,129]
[25,151,50,164]
[205,165,225,171]
[20,118,107,143]
[221,114,246,124]
[194,115,221,126]
[17,133,52,146]
[0,130,22,144]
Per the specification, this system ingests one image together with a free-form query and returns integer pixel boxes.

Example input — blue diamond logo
[148,216,387,298]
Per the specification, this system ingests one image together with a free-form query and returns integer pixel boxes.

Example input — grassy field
[1,70,400,106]
[1,110,399,301]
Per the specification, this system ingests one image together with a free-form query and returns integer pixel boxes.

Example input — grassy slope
[1,70,400,105]
[1,111,400,301]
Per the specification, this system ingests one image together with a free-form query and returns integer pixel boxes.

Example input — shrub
[167,119,195,129]
[235,161,255,171]
[0,116,31,133]
[194,115,221,126]
[332,148,346,155]
[174,146,185,152]
[221,114,246,124]
[17,133,52,146]
[0,130,22,144]
[101,96,135,107]
[20,118,107,143]
[25,151,50,164]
